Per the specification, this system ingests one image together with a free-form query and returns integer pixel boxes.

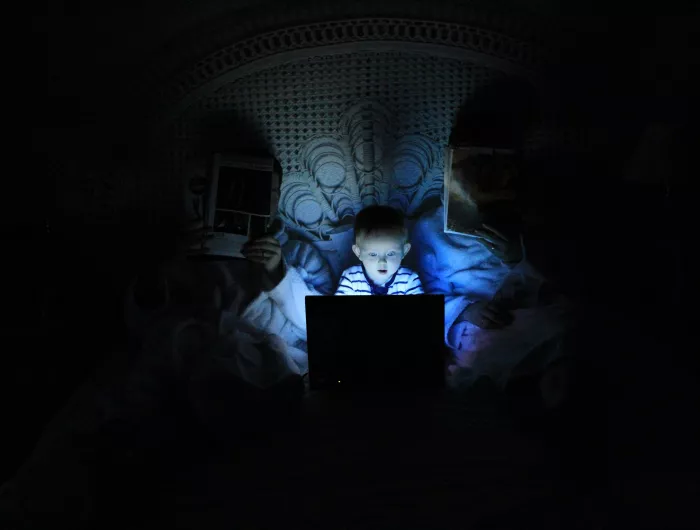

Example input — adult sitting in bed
[411,148,574,408]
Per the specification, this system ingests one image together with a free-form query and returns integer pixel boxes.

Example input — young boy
[241,205,423,333]
[336,205,423,295]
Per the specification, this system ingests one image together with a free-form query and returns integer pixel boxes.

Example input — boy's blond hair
[353,206,407,243]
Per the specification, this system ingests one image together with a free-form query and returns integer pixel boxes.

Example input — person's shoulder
[336,264,368,293]
[396,266,419,278]
[340,265,365,277]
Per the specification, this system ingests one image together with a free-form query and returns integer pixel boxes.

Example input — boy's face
[352,232,411,286]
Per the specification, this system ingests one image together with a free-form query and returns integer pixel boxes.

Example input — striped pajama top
[335,265,424,295]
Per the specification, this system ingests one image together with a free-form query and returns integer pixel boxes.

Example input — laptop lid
[305,295,446,392]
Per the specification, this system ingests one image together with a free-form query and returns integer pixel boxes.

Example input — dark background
[16,1,697,525]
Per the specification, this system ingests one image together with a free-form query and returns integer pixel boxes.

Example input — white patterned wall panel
[193,51,506,241]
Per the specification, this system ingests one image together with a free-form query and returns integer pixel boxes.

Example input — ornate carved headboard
[165,17,547,273]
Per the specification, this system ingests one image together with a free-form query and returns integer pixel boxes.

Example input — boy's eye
[368,252,378,257]
[387,251,396,257]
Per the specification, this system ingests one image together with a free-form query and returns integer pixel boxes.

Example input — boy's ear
[352,244,361,259]
[403,242,411,256]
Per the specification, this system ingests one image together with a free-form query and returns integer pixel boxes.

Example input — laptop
[305,295,446,393]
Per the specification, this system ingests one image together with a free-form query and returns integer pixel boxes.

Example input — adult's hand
[473,224,523,265]
[241,235,284,290]
[458,300,513,330]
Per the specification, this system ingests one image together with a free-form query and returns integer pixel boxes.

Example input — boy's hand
[459,300,513,329]
[241,236,284,290]
[472,224,522,265]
